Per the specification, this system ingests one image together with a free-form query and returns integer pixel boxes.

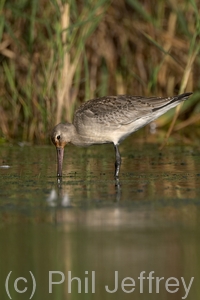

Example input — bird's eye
[57,135,61,140]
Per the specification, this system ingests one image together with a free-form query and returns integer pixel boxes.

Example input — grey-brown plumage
[51,92,192,177]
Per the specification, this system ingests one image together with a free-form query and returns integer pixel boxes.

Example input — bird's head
[51,123,72,177]
[51,123,73,148]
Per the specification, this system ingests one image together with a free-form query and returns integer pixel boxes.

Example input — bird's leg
[115,177,121,201]
[114,144,121,178]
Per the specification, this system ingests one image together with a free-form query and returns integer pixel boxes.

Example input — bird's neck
[70,125,94,146]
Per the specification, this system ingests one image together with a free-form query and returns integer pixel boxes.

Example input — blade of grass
[160,46,200,149]
[126,0,156,25]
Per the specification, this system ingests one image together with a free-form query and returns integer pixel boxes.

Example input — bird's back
[73,93,192,144]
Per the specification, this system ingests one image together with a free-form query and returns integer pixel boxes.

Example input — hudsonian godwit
[51,92,192,177]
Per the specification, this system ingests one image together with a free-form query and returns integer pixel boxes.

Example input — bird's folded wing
[73,95,180,134]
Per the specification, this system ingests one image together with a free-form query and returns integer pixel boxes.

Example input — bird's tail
[176,92,193,102]
[152,92,192,112]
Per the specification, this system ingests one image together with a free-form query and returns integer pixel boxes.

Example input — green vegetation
[0,0,200,143]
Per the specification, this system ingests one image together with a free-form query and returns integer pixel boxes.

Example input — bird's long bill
[56,147,64,177]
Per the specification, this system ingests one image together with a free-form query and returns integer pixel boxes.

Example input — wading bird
[51,92,192,178]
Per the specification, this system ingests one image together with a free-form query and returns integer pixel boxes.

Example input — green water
[0,142,200,299]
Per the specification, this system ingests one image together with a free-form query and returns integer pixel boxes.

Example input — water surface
[0,141,200,299]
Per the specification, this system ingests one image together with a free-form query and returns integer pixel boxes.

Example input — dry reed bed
[0,0,200,143]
